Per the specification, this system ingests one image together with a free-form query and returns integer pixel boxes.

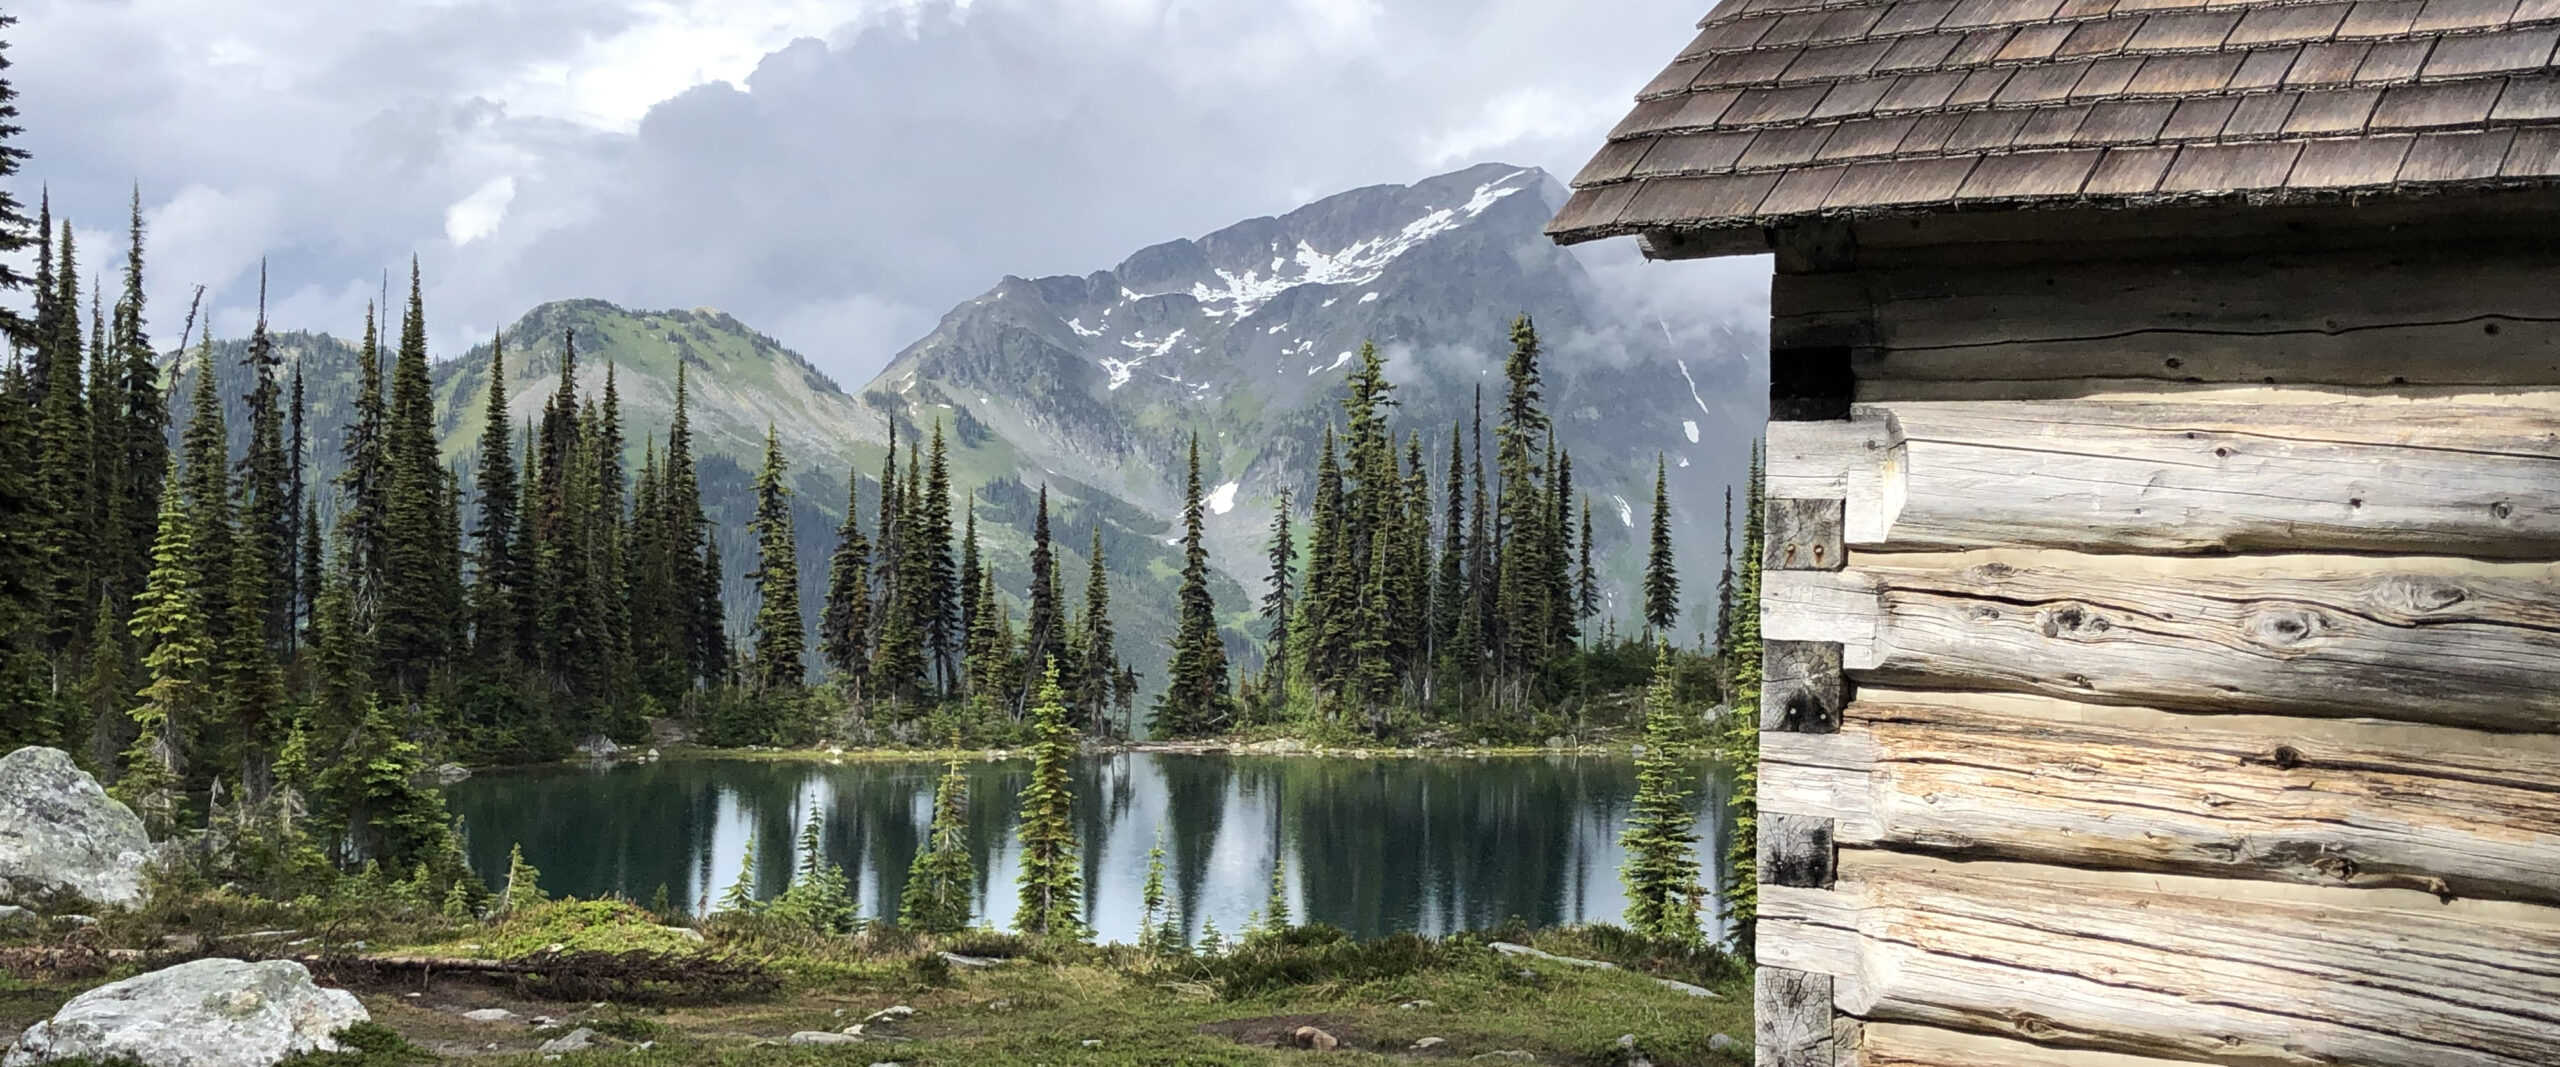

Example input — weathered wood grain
[1849,321,2560,388]
[1766,498,1848,571]
[1760,812,1838,890]
[1761,640,1845,733]
[1852,1022,2236,1067]
[1757,965,1836,1067]
[1761,852,2560,1066]
[1762,397,2560,557]
[1759,689,2560,903]
[1762,551,2560,732]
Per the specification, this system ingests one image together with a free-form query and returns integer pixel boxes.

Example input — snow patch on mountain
[1143,169,1533,321]
[1100,328,1188,390]
[1613,495,1634,528]
[1206,481,1240,515]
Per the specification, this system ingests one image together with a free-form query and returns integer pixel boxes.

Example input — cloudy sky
[9,0,1763,385]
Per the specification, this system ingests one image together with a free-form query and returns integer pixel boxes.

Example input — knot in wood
[2243,607,2329,648]
[2377,575,2468,614]
[2267,745,2304,770]
[2038,605,2114,640]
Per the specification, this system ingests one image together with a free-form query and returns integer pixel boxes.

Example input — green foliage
[765,806,857,935]
[898,752,976,934]
[1152,435,1230,738]
[747,424,804,693]
[1198,924,1447,999]
[1643,455,1680,635]
[716,837,759,914]
[1137,826,1178,954]
[1717,440,1767,958]
[280,1023,429,1067]
[1619,643,1704,943]
[1013,664,1086,940]
[500,843,547,915]
[472,897,704,958]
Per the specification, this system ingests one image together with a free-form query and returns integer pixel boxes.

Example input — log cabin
[1548,1,2560,1064]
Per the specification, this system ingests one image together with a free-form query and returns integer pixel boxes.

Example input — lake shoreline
[520,736,1649,773]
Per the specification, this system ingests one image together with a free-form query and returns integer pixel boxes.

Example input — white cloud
[445,176,518,245]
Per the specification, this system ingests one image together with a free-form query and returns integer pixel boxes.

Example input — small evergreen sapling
[899,748,976,934]
[1618,642,1702,943]
[1012,664,1086,940]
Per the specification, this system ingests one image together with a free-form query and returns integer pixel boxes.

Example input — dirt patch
[1196,1013,1389,1053]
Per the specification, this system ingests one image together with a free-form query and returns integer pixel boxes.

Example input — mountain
[862,162,1761,627]
[167,162,1762,691]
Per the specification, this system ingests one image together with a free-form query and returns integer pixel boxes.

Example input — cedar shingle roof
[1548,0,2560,247]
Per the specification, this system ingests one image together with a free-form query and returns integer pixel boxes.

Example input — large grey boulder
[0,747,154,909]
[4,958,367,1067]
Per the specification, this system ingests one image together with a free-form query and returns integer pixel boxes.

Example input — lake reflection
[447,753,1732,943]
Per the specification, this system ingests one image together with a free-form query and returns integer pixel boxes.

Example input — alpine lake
[447,751,1737,944]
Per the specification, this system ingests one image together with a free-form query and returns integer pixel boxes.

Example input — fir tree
[1260,858,1292,937]
[377,262,455,695]
[314,695,462,873]
[957,498,983,671]
[1492,317,1552,687]
[499,843,546,915]
[1620,642,1703,943]
[920,422,958,694]
[232,268,294,655]
[1137,826,1177,953]
[1643,455,1680,636]
[471,334,522,662]
[1302,427,1345,700]
[748,425,804,692]
[1432,425,1467,660]
[1154,434,1230,738]
[176,336,234,697]
[336,303,389,632]
[1578,497,1600,627]
[112,192,165,631]
[0,19,35,340]
[818,468,872,698]
[898,750,976,933]
[120,492,206,836]
[1719,441,1767,955]
[1259,489,1295,697]
[1013,664,1085,939]
[717,836,759,914]
[769,805,857,934]
[1074,526,1117,732]
[33,220,88,655]
[1023,486,1064,688]
[0,358,46,746]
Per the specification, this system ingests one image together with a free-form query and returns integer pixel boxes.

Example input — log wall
[1745,199,2560,1066]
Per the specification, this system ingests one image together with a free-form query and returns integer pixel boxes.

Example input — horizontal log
[1847,320,2560,388]
[1762,551,2560,732]
[1853,1022,2204,1067]
[1760,689,2560,904]
[1761,851,2560,1066]
[1764,398,2560,558]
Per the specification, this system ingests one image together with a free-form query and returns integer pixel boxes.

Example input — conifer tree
[1023,486,1064,688]
[665,365,726,688]
[717,836,759,914]
[1432,426,1467,659]
[33,221,88,654]
[1154,435,1229,738]
[819,469,872,699]
[1719,440,1767,955]
[769,805,856,934]
[1013,663,1085,939]
[1074,525,1116,731]
[920,422,958,694]
[899,750,975,933]
[222,485,284,795]
[470,335,521,661]
[748,425,804,693]
[1137,826,1177,953]
[1492,317,1552,688]
[0,359,46,745]
[1301,428,1344,700]
[1644,455,1680,636]
[1258,489,1293,696]
[233,269,294,653]
[1578,498,1600,628]
[499,844,545,915]
[112,194,165,625]
[337,303,389,630]
[0,22,35,339]
[1620,642,1702,943]
[377,262,454,694]
[177,336,234,676]
[957,498,983,661]
[120,492,205,836]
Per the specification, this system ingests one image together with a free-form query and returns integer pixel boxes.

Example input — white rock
[1472,1053,1537,1063]
[1080,1039,1102,1048]
[460,1008,518,1023]
[0,747,155,909]
[1411,1037,1446,1050]
[862,1006,914,1024]
[431,763,472,785]
[1655,977,1721,998]
[537,1028,598,1054]
[1708,1032,1741,1053]
[574,736,621,761]
[4,958,366,1067]
[788,1032,861,1046]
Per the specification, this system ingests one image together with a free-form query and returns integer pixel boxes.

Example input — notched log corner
[1763,641,1847,734]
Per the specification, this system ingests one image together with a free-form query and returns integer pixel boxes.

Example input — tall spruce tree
[1259,488,1294,697]
[1719,440,1767,955]
[818,467,872,699]
[0,17,35,341]
[337,303,388,632]
[120,492,206,836]
[112,192,165,630]
[377,262,454,695]
[1074,526,1116,732]
[1643,455,1680,635]
[747,424,804,693]
[233,268,293,652]
[470,334,521,662]
[1578,498,1600,628]
[1024,486,1064,687]
[1013,664,1085,940]
[1492,316,1552,689]
[920,422,958,694]
[1620,641,1703,943]
[1154,434,1229,737]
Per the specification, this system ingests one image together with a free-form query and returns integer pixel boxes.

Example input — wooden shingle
[1553,0,2560,242]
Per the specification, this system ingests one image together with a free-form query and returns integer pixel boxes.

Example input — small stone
[1472,1053,1536,1063]
[544,943,567,954]
[538,1028,599,1054]
[1616,1035,1636,1049]
[402,992,421,999]
[1080,1039,1102,1048]
[661,926,705,943]
[868,1062,904,1067]
[862,1006,914,1025]
[1397,999,1434,1011]
[984,999,1012,1011]
[1290,1026,1338,1051]
[1708,1033,1740,1053]
[635,1042,654,1051]
[787,1032,862,1046]
[462,1008,519,1023]
[940,951,1000,968]
[1411,1037,1446,1050]
[840,1025,864,1037]
[1654,978,1720,998]
[532,1016,560,1028]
